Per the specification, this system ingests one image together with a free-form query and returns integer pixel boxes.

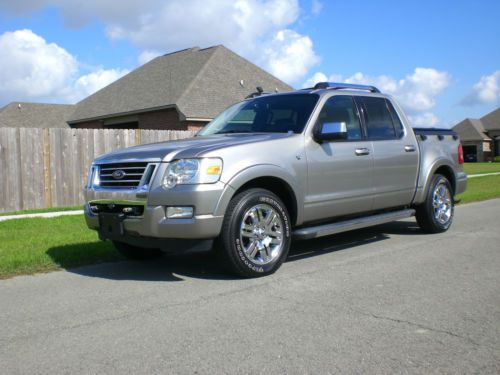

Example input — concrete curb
[468,172,500,178]
[0,210,83,222]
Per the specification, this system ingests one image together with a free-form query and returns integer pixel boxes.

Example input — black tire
[217,188,292,278]
[415,174,454,233]
[113,241,163,260]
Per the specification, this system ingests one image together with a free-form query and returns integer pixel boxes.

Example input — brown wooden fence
[0,128,196,213]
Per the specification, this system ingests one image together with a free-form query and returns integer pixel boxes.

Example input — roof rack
[312,82,381,93]
[245,86,273,99]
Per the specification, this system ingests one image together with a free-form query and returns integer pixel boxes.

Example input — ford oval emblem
[112,170,126,180]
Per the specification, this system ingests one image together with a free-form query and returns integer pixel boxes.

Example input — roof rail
[245,86,273,99]
[313,82,381,93]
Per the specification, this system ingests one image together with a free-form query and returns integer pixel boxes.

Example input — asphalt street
[1,200,499,374]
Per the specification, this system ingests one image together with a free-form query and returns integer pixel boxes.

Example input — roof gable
[453,118,491,141]
[69,47,217,123]
[480,107,500,131]
[177,46,293,119]
[69,45,293,123]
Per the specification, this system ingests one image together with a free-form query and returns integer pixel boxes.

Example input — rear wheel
[217,188,291,278]
[113,241,163,260]
[416,174,454,233]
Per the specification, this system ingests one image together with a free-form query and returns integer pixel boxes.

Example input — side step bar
[293,209,415,240]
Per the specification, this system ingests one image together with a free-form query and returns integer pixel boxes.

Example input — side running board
[293,209,415,240]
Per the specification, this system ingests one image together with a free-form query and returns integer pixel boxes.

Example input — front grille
[97,162,155,189]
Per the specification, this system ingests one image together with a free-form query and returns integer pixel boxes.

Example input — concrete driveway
[1,200,499,374]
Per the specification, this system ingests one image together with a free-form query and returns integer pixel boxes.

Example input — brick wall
[138,108,184,130]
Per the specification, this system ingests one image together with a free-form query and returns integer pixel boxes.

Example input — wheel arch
[434,165,456,194]
[414,160,457,204]
[215,165,302,226]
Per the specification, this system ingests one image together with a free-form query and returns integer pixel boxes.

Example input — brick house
[453,107,500,162]
[67,45,292,130]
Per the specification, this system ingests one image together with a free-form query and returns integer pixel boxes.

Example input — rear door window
[386,100,404,138]
[357,97,398,139]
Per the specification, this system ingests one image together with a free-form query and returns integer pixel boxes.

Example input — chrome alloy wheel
[432,182,452,225]
[239,204,284,265]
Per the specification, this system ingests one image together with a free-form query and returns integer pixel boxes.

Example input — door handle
[355,148,370,156]
[404,145,416,152]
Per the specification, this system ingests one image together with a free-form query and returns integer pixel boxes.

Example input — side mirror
[314,121,348,143]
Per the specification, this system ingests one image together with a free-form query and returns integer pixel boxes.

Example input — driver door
[303,95,374,223]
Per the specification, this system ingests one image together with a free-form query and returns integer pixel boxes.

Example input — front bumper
[85,204,224,239]
[84,181,229,242]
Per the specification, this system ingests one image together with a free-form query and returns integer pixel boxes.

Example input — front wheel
[217,188,292,278]
[416,174,454,233]
[113,241,163,260]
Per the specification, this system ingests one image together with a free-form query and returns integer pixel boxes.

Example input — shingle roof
[0,102,74,128]
[480,107,500,131]
[453,118,491,141]
[69,45,293,123]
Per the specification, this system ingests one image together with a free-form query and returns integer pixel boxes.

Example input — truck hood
[94,133,295,163]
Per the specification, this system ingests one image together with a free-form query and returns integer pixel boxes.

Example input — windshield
[197,94,319,136]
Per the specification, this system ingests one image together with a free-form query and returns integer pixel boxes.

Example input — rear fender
[413,159,456,204]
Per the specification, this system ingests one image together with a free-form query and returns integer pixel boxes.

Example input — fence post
[135,129,141,145]
[43,128,52,208]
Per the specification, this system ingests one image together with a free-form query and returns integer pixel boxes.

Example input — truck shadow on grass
[46,220,423,282]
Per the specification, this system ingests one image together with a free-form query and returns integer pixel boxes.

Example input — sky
[0,0,499,128]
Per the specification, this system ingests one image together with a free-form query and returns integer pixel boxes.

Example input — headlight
[162,158,223,188]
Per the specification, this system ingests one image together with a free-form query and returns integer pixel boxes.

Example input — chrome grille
[96,162,154,189]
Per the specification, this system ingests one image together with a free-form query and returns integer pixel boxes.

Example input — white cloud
[1,0,317,84]
[303,72,328,88]
[311,0,323,15]
[461,71,500,105]
[261,29,320,84]
[407,112,440,127]
[0,29,128,104]
[0,29,77,103]
[303,67,451,126]
[105,0,300,54]
[67,68,129,102]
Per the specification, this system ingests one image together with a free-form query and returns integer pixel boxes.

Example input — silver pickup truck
[84,82,467,277]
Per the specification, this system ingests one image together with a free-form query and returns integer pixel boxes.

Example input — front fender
[213,164,304,225]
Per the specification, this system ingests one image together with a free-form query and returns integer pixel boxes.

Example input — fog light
[166,206,194,219]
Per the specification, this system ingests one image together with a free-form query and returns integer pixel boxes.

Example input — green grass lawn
[0,205,83,217]
[1,174,499,279]
[463,162,500,175]
[0,215,122,279]
[457,174,500,204]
